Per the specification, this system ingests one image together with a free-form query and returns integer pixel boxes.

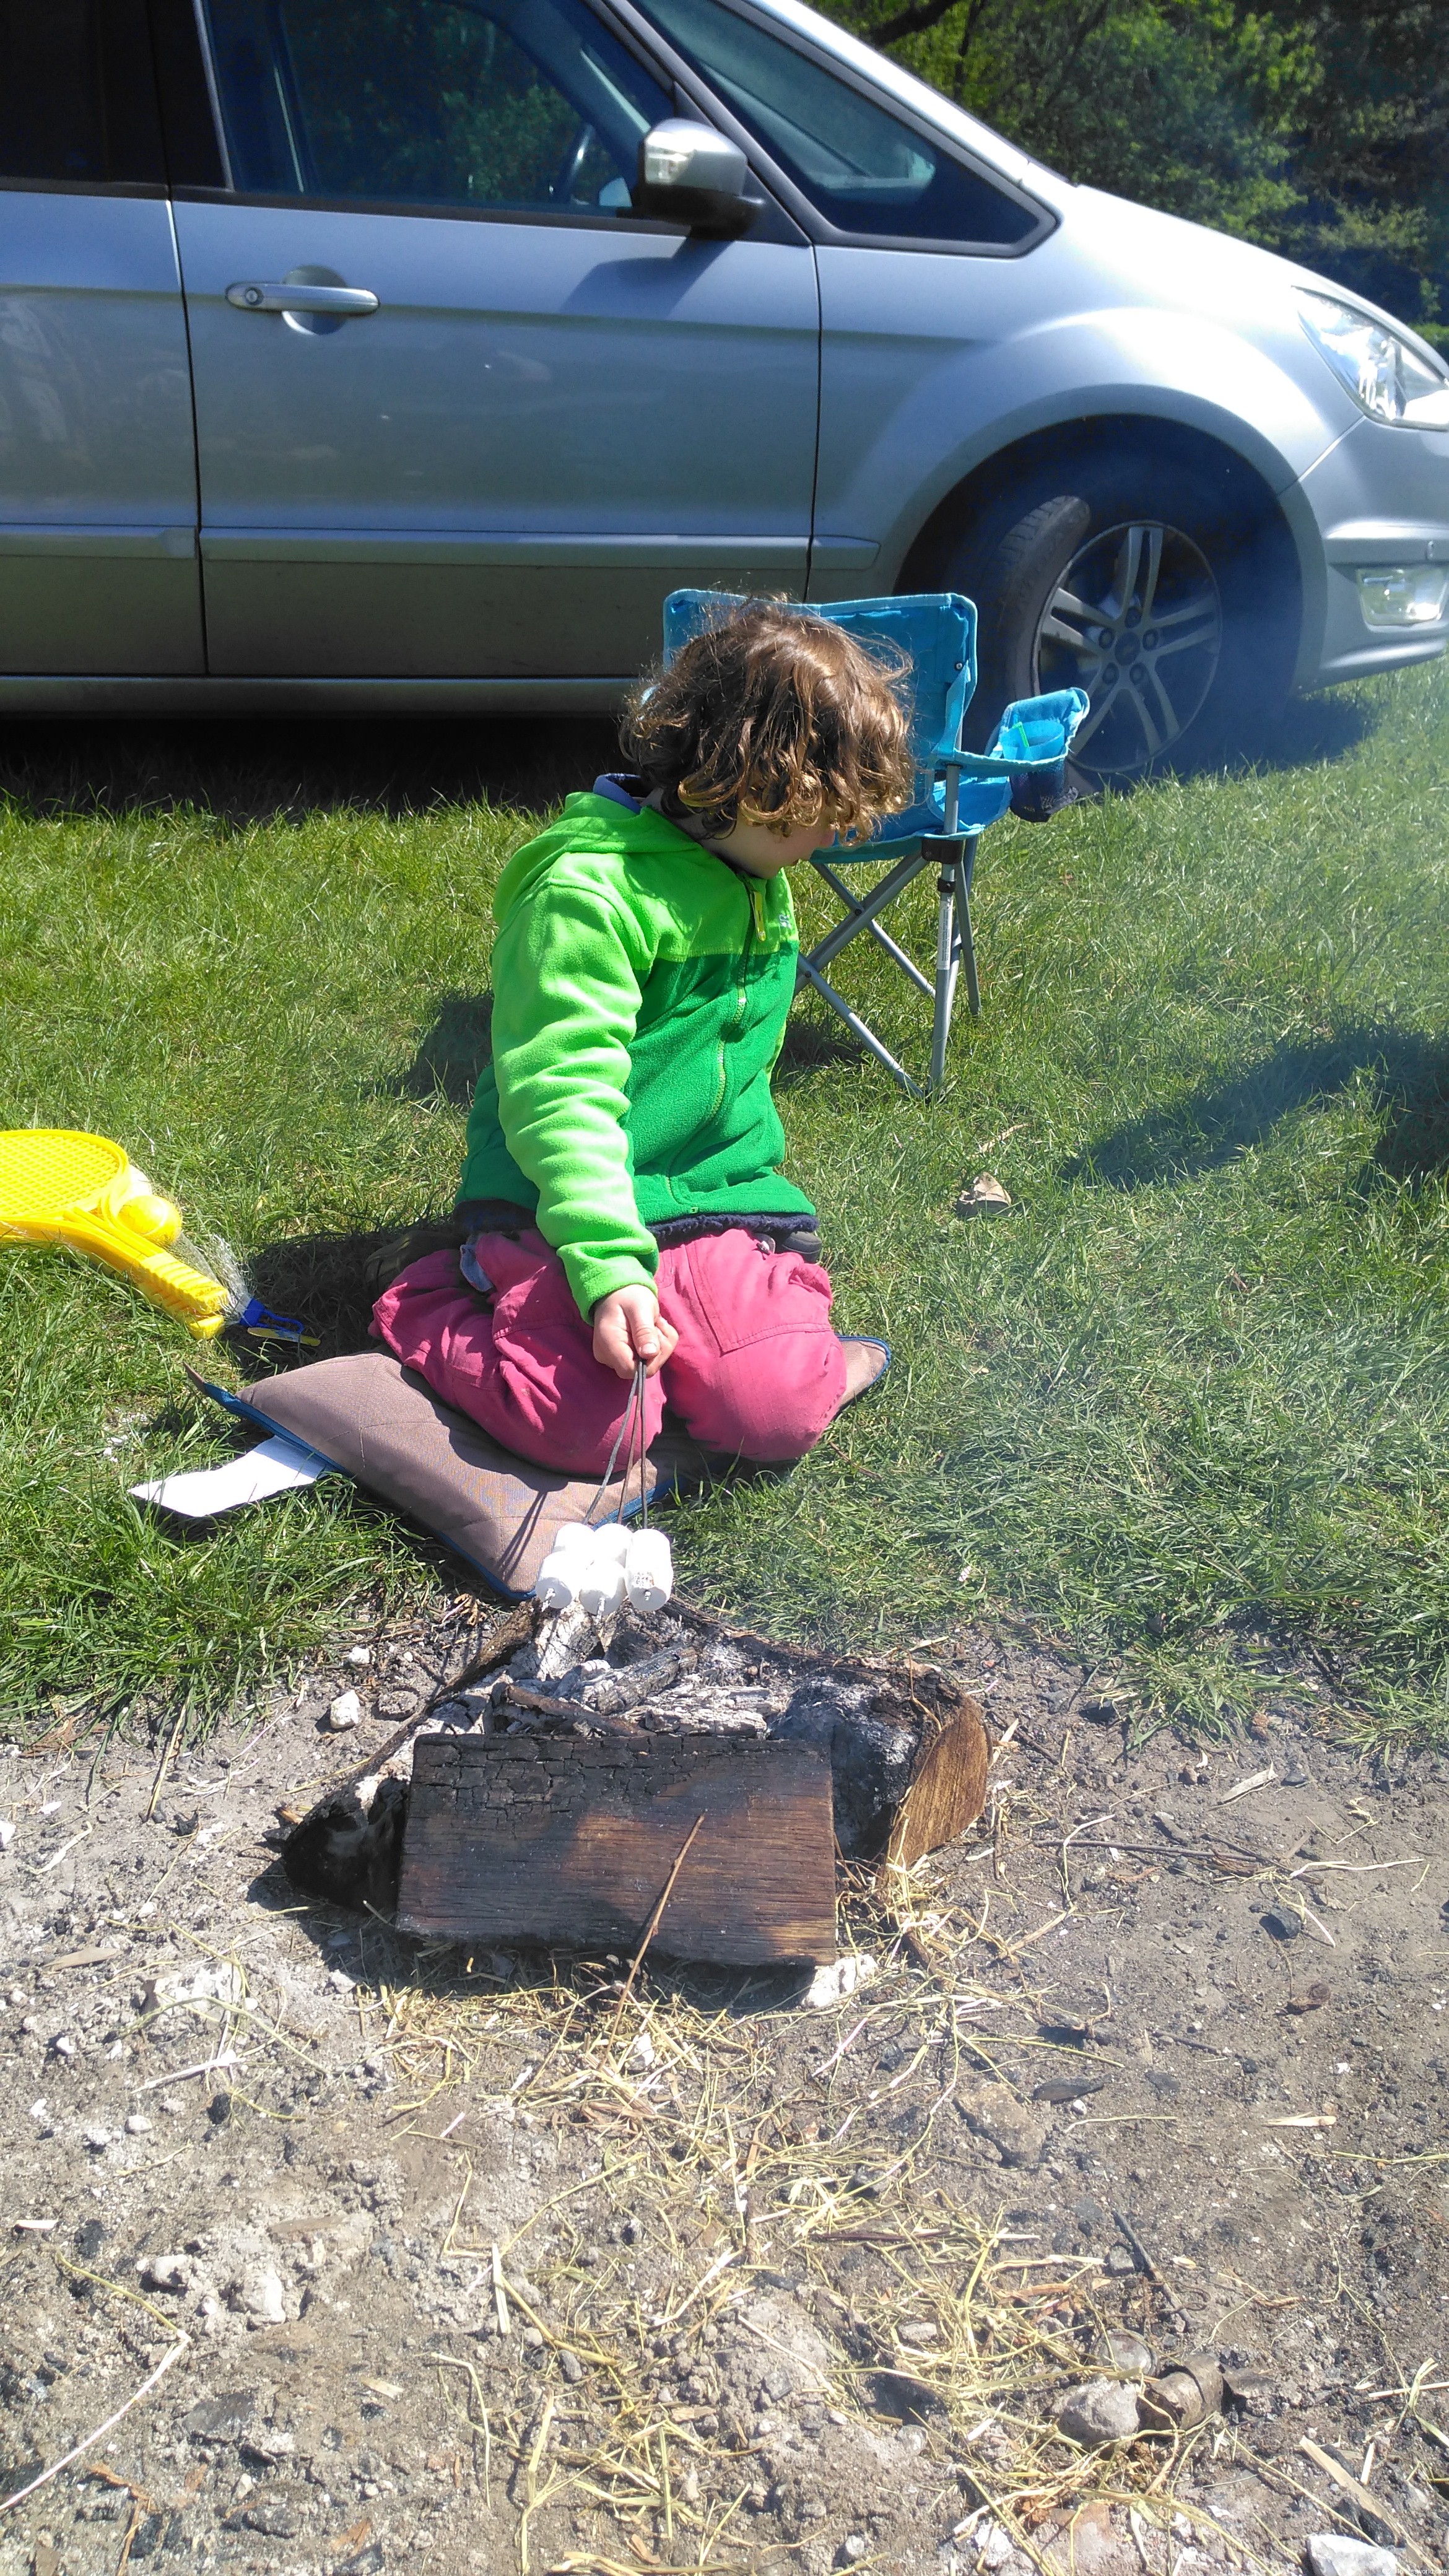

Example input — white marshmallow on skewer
[534,1520,622,1608]
[534,1546,583,1609]
[552,1521,598,1554]
[576,1552,626,1619]
[625,1529,673,1612]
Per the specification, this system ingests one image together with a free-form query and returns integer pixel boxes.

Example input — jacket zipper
[711,878,764,1116]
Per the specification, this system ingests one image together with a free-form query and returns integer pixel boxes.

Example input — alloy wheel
[1033,520,1223,775]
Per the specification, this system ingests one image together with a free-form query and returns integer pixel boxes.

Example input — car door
[0,0,202,676]
[166,0,820,684]
[625,0,1051,606]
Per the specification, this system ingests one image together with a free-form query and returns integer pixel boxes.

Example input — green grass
[2,681,1448,1741]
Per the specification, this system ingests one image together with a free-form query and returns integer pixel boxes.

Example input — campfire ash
[282,1600,983,1921]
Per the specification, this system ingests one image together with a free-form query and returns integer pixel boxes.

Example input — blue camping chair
[663,590,1087,1095]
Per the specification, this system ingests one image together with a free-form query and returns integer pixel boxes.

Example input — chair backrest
[661,589,979,845]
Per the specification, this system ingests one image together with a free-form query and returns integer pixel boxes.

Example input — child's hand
[591,1286,679,1381]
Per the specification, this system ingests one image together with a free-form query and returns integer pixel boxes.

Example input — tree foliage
[816,0,1449,339]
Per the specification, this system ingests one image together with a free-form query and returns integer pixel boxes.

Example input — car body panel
[0,188,202,673]
[1,0,1447,708]
[1295,416,1449,683]
[809,228,1354,603]
[172,196,819,677]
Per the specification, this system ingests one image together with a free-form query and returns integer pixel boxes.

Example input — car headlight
[1295,289,1449,429]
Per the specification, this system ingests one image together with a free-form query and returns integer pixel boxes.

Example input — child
[372,601,913,1474]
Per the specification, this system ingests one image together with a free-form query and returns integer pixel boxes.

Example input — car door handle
[226,282,380,316]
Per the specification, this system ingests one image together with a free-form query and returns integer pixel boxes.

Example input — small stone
[81,2123,112,2152]
[183,2390,263,2442]
[124,2114,153,2136]
[1056,2377,1141,2445]
[344,1645,372,1667]
[140,2254,191,2292]
[326,1690,363,1731]
[843,2539,870,2564]
[976,2524,1027,2573]
[804,1954,879,2009]
[955,1172,1012,1219]
[1033,2073,1106,2105]
[236,2266,286,2324]
[50,2033,76,2059]
[0,1818,14,1852]
[378,1690,420,1720]
[1261,1909,1301,1942]
[1138,2359,1222,2430]
[559,2350,583,2384]
[957,2078,1048,2170]
[1305,2539,1399,2576]
[1221,2363,1274,2413]
[243,2501,303,2539]
[1095,2330,1154,2375]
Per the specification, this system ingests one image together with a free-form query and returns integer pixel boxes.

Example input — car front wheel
[954,455,1299,785]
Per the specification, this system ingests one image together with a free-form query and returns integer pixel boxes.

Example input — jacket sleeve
[487,868,659,1320]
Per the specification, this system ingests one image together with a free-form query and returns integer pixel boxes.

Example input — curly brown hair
[621,600,915,843]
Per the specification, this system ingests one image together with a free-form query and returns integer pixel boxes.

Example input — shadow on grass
[773,1009,868,1087]
[0,713,619,824]
[239,1224,425,1371]
[1250,687,1386,774]
[1066,1023,1449,1188]
[388,991,494,1106]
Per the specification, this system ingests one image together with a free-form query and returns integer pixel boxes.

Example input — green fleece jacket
[456,791,813,1320]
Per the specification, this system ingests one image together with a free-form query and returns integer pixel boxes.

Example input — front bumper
[1291,417,1449,688]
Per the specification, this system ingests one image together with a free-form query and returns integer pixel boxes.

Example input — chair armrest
[985,688,1090,768]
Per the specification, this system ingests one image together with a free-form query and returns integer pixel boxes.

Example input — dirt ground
[2,1603,1448,2576]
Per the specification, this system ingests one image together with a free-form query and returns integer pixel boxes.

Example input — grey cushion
[200,1351,716,1599]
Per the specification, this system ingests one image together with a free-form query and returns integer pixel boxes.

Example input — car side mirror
[632,119,758,236]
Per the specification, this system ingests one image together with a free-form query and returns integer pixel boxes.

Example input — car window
[635,0,1038,245]
[199,0,671,212]
[0,0,163,186]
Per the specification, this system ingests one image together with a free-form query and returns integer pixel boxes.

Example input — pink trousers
[370,1229,849,1475]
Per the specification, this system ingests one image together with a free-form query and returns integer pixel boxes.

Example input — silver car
[4,0,1447,779]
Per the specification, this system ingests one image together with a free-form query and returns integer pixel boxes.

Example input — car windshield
[635,0,1037,243]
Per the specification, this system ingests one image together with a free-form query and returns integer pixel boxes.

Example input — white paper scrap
[131,1435,328,1519]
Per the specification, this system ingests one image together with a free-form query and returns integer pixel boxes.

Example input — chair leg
[929,858,959,1093]
[796,957,925,1098]
[960,836,981,1020]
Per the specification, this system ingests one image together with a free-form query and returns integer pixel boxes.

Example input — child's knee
[659,1235,846,1458]
[374,1234,656,1475]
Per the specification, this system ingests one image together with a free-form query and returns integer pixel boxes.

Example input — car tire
[951,453,1299,785]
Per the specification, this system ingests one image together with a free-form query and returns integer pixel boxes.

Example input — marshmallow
[625,1529,673,1612]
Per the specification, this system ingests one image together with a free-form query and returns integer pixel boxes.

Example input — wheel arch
[894,413,1311,681]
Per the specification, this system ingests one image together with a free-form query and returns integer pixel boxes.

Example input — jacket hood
[493,793,712,929]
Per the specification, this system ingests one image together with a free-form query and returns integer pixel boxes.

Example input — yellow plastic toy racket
[0,1128,229,1337]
